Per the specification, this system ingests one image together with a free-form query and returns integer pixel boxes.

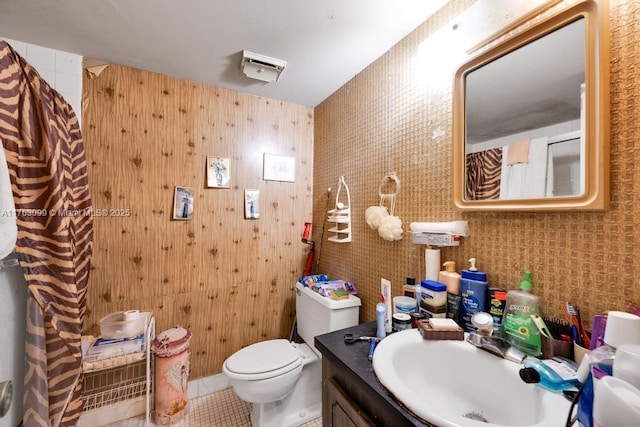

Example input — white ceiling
[0,0,448,107]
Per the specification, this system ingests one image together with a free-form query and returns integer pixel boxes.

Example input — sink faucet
[466,332,527,364]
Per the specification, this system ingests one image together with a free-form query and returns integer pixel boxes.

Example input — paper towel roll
[425,248,440,281]
[604,311,640,348]
[593,376,640,427]
[124,309,142,321]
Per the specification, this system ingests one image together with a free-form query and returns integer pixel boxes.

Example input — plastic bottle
[376,302,387,338]
[439,261,460,294]
[439,261,462,323]
[502,270,542,357]
[415,279,422,313]
[488,287,507,334]
[520,357,580,392]
[459,258,488,332]
[403,277,416,298]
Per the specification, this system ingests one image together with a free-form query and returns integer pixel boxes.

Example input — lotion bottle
[459,258,488,332]
[502,270,541,357]
[439,261,460,294]
[439,261,462,323]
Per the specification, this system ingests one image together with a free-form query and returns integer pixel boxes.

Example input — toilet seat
[223,339,302,381]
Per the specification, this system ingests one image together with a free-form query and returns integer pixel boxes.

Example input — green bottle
[501,271,541,357]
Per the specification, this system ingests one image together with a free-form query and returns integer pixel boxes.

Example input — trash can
[152,326,192,424]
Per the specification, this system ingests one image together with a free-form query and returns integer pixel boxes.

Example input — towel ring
[378,173,401,198]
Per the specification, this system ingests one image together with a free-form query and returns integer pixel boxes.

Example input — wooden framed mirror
[452,0,609,211]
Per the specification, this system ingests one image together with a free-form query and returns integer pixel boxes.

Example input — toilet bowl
[223,339,320,427]
[223,282,361,427]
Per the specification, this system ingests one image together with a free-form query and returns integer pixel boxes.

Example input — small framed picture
[173,186,194,220]
[263,153,295,182]
[206,157,230,188]
[244,189,260,219]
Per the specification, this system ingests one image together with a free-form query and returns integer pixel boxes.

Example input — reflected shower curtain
[0,41,93,426]
[465,147,503,200]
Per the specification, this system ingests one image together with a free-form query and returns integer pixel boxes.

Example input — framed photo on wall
[173,186,194,220]
[244,189,260,219]
[206,157,230,188]
[263,153,295,182]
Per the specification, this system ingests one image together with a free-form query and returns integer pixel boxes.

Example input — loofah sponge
[365,205,389,230]
[377,215,403,241]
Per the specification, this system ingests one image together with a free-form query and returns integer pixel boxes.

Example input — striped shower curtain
[0,41,93,426]
[465,147,503,201]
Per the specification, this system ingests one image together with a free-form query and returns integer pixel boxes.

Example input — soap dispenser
[439,261,462,323]
[502,270,541,357]
[459,258,488,332]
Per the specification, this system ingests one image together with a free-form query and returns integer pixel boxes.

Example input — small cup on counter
[540,334,574,360]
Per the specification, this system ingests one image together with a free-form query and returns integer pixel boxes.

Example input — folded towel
[506,140,531,165]
[0,141,17,259]
[500,136,549,200]
[409,221,469,237]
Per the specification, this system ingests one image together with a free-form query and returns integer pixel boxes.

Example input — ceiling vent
[241,50,286,83]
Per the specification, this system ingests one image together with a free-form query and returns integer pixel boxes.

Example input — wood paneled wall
[314,0,640,328]
[82,64,313,378]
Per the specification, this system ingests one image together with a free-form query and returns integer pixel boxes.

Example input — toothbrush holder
[541,334,574,360]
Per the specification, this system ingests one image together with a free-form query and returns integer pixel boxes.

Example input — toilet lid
[224,339,301,377]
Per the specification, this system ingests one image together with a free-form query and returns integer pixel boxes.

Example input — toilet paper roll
[425,248,440,281]
[604,311,640,348]
[124,309,142,321]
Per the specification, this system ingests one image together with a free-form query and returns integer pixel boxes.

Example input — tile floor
[108,387,322,427]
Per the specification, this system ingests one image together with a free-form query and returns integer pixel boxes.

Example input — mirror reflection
[464,17,585,201]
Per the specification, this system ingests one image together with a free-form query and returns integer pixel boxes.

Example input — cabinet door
[325,378,374,427]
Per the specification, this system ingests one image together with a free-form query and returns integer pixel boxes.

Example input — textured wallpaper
[314,0,639,329]
[83,64,313,378]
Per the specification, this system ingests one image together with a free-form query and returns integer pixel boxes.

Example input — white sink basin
[372,329,570,426]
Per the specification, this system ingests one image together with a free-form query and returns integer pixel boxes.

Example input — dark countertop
[315,321,431,427]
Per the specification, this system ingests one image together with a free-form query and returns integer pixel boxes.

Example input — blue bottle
[460,258,488,332]
[376,302,387,338]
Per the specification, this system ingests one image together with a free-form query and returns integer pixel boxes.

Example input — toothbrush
[565,302,590,348]
[561,303,579,344]
[574,306,590,348]
[566,302,587,347]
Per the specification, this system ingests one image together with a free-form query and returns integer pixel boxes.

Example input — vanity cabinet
[325,377,373,427]
[315,322,432,427]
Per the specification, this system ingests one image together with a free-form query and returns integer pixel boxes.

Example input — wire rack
[82,358,150,411]
[82,316,155,425]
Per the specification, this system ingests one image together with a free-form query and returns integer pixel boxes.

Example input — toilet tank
[295,282,361,356]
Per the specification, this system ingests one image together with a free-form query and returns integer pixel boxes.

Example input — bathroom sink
[372,329,570,427]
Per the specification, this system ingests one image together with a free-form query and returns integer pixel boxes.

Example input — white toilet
[223,282,361,427]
